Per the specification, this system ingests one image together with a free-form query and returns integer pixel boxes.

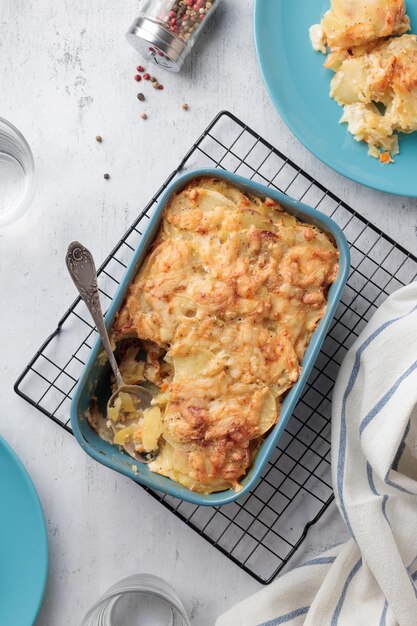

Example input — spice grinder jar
[126,0,221,72]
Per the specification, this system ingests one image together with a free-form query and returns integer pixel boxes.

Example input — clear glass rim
[80,574,191,626]
[0,116,35,227]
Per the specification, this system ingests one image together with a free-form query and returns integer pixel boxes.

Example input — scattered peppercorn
[181,103,189,110]
[104,173,110,180]
[158,84,164,90]
[95,135,103,142]
[134,74,142,82]
[143,73,151,80]
[150,76,157,83]
[137,92,145,101]
[137,65,145,72]
[140,112,148,120]
[152,81,160,89]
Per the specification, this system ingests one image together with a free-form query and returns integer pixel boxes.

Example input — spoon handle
[66,241,124,388]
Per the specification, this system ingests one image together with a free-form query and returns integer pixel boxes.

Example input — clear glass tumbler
[81,574,191,626]
[0,118,35,227]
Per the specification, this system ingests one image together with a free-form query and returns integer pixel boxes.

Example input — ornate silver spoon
[66,241,154,464]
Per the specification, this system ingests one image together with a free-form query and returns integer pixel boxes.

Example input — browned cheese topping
[110,178,339,493]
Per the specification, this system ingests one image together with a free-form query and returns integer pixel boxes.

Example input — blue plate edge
[0,436,48,625]
[253,0,417,199]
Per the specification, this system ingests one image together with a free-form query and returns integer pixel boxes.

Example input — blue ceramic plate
[254,0,417,197]
[0,436,48,625]
[71,168,349,507]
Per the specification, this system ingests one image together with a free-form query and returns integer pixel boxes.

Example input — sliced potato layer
[108,177,339,493]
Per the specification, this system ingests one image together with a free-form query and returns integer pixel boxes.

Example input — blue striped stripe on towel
[217,285,417,626]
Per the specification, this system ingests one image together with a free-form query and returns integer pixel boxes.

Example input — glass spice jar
[126,0,221,72]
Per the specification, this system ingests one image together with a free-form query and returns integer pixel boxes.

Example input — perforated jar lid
[126,17,189,72]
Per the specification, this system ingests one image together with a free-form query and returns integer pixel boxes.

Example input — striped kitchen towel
[216,284,417,626]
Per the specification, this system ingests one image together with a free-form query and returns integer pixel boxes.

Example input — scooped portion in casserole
[88,178,339,493]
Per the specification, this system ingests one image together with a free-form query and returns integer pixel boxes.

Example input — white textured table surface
[1,1,416,624]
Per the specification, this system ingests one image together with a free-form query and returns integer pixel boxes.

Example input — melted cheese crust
[111,178,339,493]
[329,34,417,157]
[313,0,410,51]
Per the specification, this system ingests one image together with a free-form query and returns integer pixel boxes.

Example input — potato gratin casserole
[310,0,417,162]
[89,178,339,493]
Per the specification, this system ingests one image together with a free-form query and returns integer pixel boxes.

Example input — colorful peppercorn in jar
[126,0,221,72]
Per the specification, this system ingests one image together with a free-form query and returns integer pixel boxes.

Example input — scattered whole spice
[181,103,189,110]
[104,173,110,180]
[140,112,148,120]
[132,63,165,110]
[95,135,103,142]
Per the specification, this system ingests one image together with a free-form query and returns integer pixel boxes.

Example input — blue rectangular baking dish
[70,168,350,506]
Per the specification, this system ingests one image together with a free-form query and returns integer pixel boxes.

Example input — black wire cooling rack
[14,111,417,584]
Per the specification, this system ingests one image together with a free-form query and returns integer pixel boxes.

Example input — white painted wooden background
[1,0,416,624]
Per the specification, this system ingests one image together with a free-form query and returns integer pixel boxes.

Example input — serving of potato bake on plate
[310,0,417,163]
[71,169,349,506]
[254,0,417,196]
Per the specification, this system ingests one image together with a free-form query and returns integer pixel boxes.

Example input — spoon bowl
[107,385,155,464]
[107,384,153,413]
